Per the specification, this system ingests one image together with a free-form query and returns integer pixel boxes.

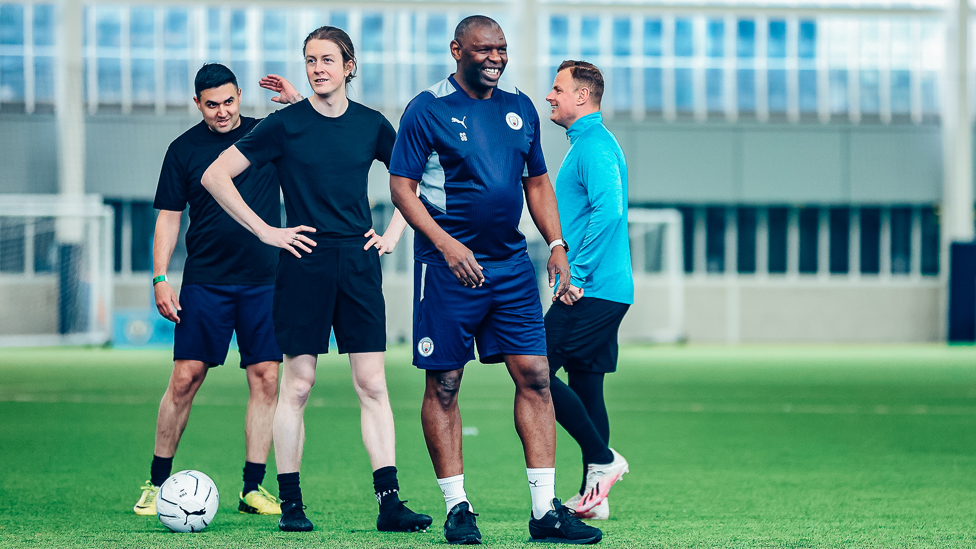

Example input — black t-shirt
[234,99,396,239]
[153,117,281,285]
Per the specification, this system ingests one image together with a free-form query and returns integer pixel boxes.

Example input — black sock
[150,455,173,487]
[373,466,400,508]
[550,373,614,466]
[242,461,266,495]
[277,472,302,505]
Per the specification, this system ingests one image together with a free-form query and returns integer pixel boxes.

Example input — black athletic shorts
[272,238,386,356]
[545,297,630,374]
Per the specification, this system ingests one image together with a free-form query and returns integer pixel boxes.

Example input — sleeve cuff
[570,276,585,288]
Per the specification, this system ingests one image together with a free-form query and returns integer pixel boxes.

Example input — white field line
[0,393,974,416]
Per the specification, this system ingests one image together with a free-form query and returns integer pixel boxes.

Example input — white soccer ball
[156,470,219,533]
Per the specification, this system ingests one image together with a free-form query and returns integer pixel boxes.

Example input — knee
[517,365,551,396]
[354,374,389,404]
[169,365,205,402]
[284,372,315,406]
[427,371,462,409]
[250,364,280,400]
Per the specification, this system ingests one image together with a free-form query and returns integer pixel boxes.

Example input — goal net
[0,194,114,346]
[624,208,685,343]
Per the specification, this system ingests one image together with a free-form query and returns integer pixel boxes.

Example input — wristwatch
[548,239,569,253]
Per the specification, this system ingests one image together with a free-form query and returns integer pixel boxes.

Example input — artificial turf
[0,345,975,548]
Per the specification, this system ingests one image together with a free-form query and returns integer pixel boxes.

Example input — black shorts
[545,297,630,374]
[273,239,386,356]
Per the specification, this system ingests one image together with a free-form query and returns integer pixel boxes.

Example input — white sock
[526,468,556,520]
[437,474,470,514]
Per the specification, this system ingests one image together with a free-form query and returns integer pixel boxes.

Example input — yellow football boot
[133,481,159,515]
[239,485,282,515]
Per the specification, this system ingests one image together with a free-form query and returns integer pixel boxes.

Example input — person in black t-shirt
[133,64,284,518]
[201,27,432,534]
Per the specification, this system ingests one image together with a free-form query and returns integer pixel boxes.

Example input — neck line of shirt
[565,111,603,144]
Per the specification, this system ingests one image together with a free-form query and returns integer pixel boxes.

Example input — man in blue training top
[389,16,603,546]
[543,60,634,520]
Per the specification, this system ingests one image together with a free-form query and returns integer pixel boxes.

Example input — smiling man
[389,15,603,545]
[135,63,283,518]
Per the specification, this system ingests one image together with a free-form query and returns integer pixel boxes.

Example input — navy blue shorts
[412,258,546,369]
[173,284,283,368]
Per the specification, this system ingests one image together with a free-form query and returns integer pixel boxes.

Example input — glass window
[890,70,911,114]
[675,68,693,111]
[799,70,817,113]
[860,70,880,114]
[550,16,568,56]
[644,19,662,57]
[829,208,849,274]
[613,67,631,110]
[706,207,725,273]
[360,62,383,106]
[644,67,662,111]
[890,207,911,274]
[706,19,723,57]
[736,19,755,58]
[131,8,155,50]
[738,68,755,111]
[798,208,819,274]
[737,207,756,274]
[581,17,599,57]
[674,18,693,58]
[679,206,694,273]
[98,58,122,102]
[230,10,246,52]
[0,218,25,273]
[829,70,848,114]
[33,217,55,273]
[798,20,816,59]
[263,11,287,52]
[33,4,55,47]
[164,60,188,104]
[361,14,383,53]
[330,12,347,30]
[612,18,630,57]
[860,208,881,274]
[706,68,723,111]
[768,20,786,59]
[768,207,788,274]
[921,73,939,114]
[207,8,220,53]
[96,7,121,48]
[131,202,155,273]
[132,59,155,103]
[768,69,787,112]
[0,55,24,101]
[0,4,24,45]
[427,15,447,55]
[921,207,939,275]
[164,9,188,51]
[34,56,54,102]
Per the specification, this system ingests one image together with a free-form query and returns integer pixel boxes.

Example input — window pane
[131,8,154,49]
[33,4,55,47]
[738,68,755,111]
[165,60,188,104]
[34,56,54,102]
[860,208,881,274]
[675,18,693,57]
[768,20,786,58]
[0,4,24,45]
[612,18,630,56]
[799,208,818,274]
[829,70,847,113]
[263,11,287,52]
[0,55,25,101]
[131,202,155,272]
[96,7,121,48]
[132,59,154,103]
[768,69,787,112]
[798,69,817,113]
[860,70,880,114]
[613,67,631,110]
[98,57,122,102]
[679,206,694,273]
[706,207,725,273]
[891,207,911,274]
[581,17,599,57]
[0,218,25,273]
[207,8,220,53]
[921,207,939,275]
[361,14,383,53]
[644,19,662,57]
[829,208,849,274]
[798,20,816,59]
[675,68,693,111]
[737,207,756,274]
[33,218,55,273]
[550,16,568,56]
[644,68,662,110]
[706,19,723,57]
[360,62,382,106]
[768,207,788,273]
[736,19,755,58]
[230,10,246,51]
[706,68,723,111]
[921,72,938,114]
[164,9,188,50]
[891,70,910,114]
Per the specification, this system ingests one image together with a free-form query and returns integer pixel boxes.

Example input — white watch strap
[548,239,566,251]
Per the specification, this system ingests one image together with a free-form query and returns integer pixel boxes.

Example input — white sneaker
[575,448,628,513]
[565,493,609,520]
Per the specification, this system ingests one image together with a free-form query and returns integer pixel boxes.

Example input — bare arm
[201,145,316,258]
[152,209,183,323]
[523,173,571,300]
[391,175,484,287]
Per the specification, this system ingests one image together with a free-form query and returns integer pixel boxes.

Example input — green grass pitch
[1,345,975,548]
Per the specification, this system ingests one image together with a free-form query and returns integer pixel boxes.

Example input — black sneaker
[444,502,481,545]
[377,499,433,532]
[278,500,314,532]
[528,498,602,544]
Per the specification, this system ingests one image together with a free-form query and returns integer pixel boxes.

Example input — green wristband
[152,275,167,286]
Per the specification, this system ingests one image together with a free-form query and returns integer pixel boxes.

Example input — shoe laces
[254,485,279,504]
[553,504,585,526]
[139,482,158,503]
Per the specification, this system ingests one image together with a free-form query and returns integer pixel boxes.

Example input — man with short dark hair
[390,16,603,545]
[133,63,283,518]
[543,60,633,520]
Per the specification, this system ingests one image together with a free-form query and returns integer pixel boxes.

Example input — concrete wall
[0,112,947,206]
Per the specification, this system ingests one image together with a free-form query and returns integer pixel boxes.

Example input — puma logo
[451,116,467,129]
[528,480,539,487]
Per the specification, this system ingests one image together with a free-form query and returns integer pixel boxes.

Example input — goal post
[0,194,114,346]
[625,208,686,343]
